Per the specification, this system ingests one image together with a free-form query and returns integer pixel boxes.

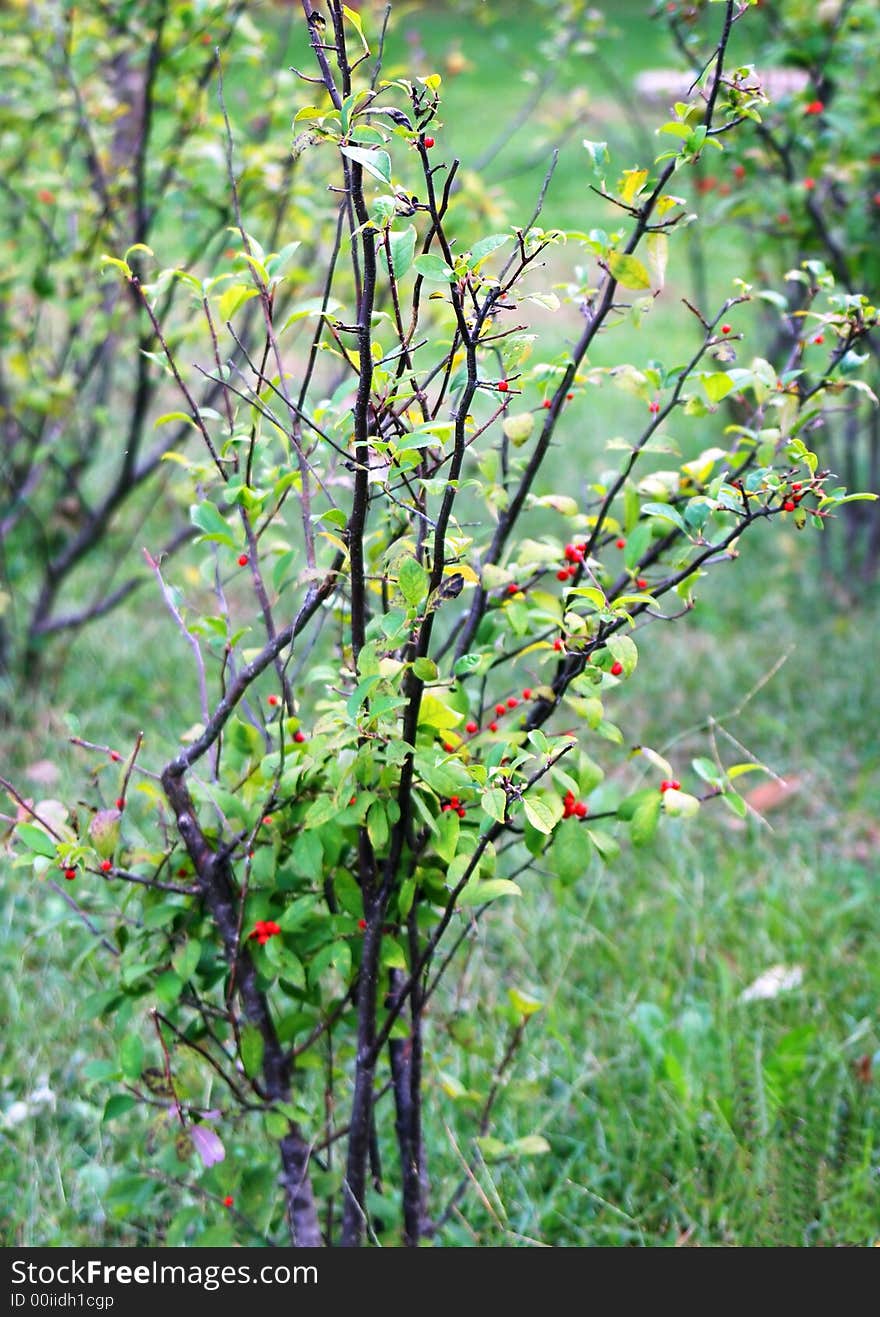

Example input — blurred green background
[2,0,878,1247]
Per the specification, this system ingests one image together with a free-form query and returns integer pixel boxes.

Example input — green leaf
[398,556,429,606]
[280,296,344,331]
[550,817,590,885]
[435,809,460,863]
[457,878,521,908]
[702,372,736,404]
[119,1035,143,1082]
[240,1026,265,1080]
[367,800,389,850]
[218,283,258,322]
[481,788,507,825]
[722,791,748,819]
[386,225,417,279]
[15,822,57,858]
[103,1094,137,1122]
[412,253,454,282]
[692,756,724,787]
[631,793,662,847]
[523,796,557,835]
[467,233,511,268]
[172,938,201,983]
[190,502,235,548]
[339,145,392,184]
[607,251,651,290]
[587,828,620,862]
[412,657,438,682]
[641,501,687,533]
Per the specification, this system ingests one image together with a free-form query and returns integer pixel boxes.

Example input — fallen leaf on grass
[739,964,803,1004]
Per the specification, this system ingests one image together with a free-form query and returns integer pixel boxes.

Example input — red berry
[721,324,731,335]
[566,392,574,401]
[610,661,623,676]
[443,742,455,753]
[63,867,76,881]
[506,697,518,709]
[237,553,249,567]
[423,136,435,148]
[457,806,466,818]
[573,801,588,818]
[495,703,506,716]
[489,721,499,733]
[671,779,681,791]
[556,569,569,582]
[507,583,519,595]
[177,867,188,877]
[466,720,479,734]
[497,379,509,393]
[649,401,660,414]
[100,860,112,872]
[812,334,824,345]
[804,99,824,115]
[553,638,563,651]
[783,500,796,512]
[660,780,670,792]
[109,750,122,762]
[637,577,648,590]
[267,694,279,707]
[262,815,273,826]
[791,482,802,491]
[358,918,367,930]
[37,189,56,205]
[522,688,532,700]
[803,177,815,191]
[441,802,452,812]
[542,399,552,409]
[293,730,306,743]
[116,798,125,811]
[449,797,460,808]
[733,164,746,181]
[223,1196,234,1208]
[615,537,626,549]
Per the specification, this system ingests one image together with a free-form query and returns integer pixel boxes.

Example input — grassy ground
[2,0,878,1247]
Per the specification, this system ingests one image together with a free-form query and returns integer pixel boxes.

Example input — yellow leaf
[620,168,648,206]
[607,251,651,290]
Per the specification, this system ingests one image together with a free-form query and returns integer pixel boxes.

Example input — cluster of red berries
[248,919,281,946]
[562,790,588,819]
[441,796,467,819]
[782,481,806,513]
[659,779,681,793]
[465,689,533,735]
[557,542,587,582]
[541,393,575,409]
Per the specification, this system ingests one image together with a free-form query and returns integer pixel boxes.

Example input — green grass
[2,0,878,1247]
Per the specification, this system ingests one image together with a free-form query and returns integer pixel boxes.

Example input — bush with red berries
[7,0,876,1248]
[663,0,880,580]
